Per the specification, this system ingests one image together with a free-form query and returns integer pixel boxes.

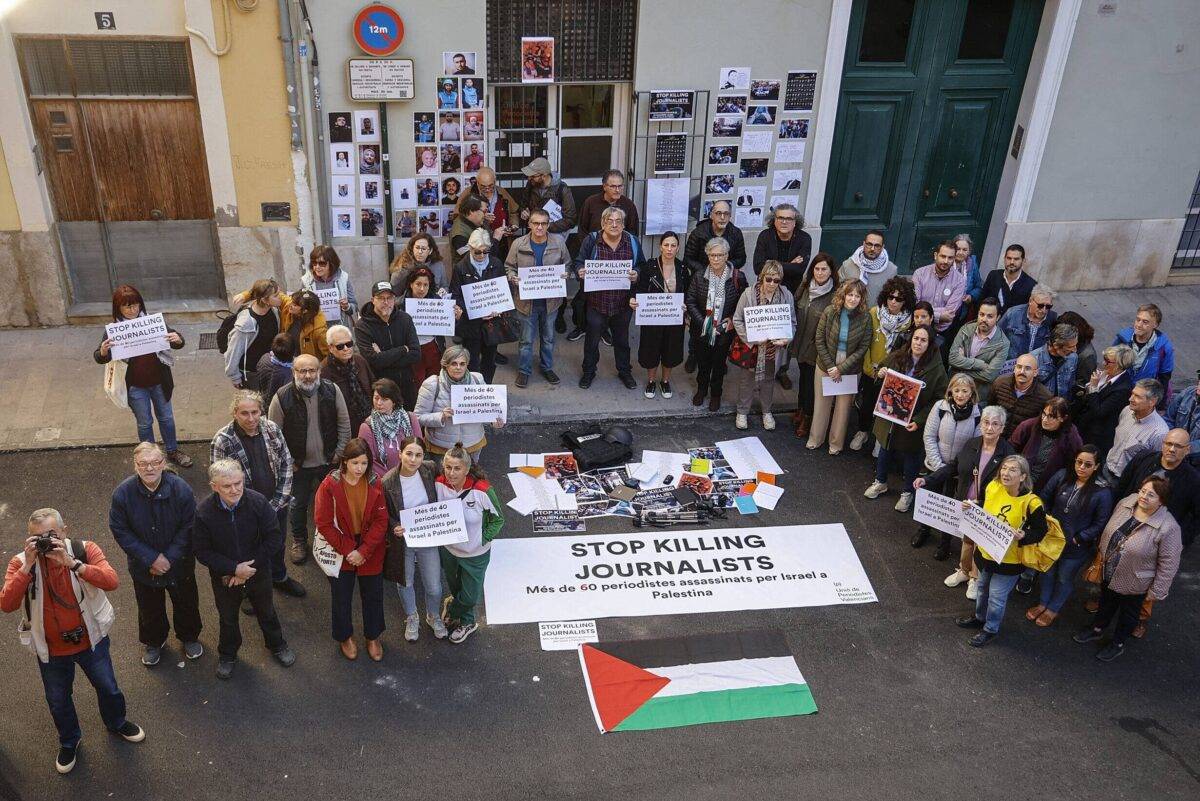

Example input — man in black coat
[354,281,421,409]
[751,204,811,293]
[193,459,295,680]
[980,244,1037,316]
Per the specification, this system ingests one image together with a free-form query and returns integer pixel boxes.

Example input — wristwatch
[70,560,83,573]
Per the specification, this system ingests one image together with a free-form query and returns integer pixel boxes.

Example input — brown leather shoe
[1025,604,1046,622]
[1084,598,1100,613]
[707,394,721,412]
[793,411,810,439]
[1131,622,1148,639]
[366,639,383,661]
[691,391,706,407]
[1035,610,1058,627]
[339,638,358,660]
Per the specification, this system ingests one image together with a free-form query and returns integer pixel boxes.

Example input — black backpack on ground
[562,425,633,472]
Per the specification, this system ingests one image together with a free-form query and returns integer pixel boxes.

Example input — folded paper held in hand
[451,383,507,424]
[405,298,456,336]
[635,293,684,326]
[518,264,568,300]
[742,304,793,343]
[461,276,515,319]
[583,260,633,292]
[399,498,469,547]
[106,312,169,360]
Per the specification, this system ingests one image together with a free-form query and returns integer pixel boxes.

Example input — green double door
[821,0,1044,272]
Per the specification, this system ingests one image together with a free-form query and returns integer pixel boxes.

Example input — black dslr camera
[61,626,85,645]
[34,534,57,555]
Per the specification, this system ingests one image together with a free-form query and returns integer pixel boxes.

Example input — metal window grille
[1174,170,1200,269]
[19,38,193,98]
[487,0,637,83]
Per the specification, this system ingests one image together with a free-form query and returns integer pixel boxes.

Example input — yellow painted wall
[215,0,296,227]
[0,143,19,231]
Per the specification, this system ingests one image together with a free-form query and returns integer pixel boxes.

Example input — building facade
[1,0,1197,327]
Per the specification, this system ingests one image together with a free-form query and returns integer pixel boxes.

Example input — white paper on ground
[715,436,783,480]
[539,620,598,651]
[751,482,784,510]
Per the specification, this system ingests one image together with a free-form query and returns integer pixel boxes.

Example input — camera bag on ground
[562,425,633,471]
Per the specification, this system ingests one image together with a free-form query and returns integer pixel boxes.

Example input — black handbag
[481,313,521,346]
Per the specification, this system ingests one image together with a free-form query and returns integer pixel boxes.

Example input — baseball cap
[521,157,552,177]
[371,281,395,297]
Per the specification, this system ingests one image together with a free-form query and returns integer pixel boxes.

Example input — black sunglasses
[332,342,354,351]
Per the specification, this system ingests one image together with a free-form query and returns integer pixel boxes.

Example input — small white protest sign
[451,383,507,424]
[960,502,1016,557]
[821,373,858,397]
[315,288,342,322]
[913,489,963,536]
[399,499,469,547]
[742,304,793,343]
[461,277,515,320]
[583,260,633,292]
[106,313,170,360]
[518,264,568,300]
[405,298,456,336]
[539,620,599,651]
[635,293,684,326]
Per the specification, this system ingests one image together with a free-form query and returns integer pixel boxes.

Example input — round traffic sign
[353,4,404,57]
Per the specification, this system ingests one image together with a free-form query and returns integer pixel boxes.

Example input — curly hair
[875,275,916,311]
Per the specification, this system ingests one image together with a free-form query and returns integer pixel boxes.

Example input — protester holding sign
[313,439,389,662]
[224,279,282,391]
[415,345,504,462]
[280,290,329,361]
[686,237,747,411]
[380,437,447,642]
[355,281,421,410]
[909,375,981,549]
[94,285,192,468]
[505,208,570,388]
[436,443,505,644]
[402,266,461,386]
[954,455,1048,647]
[630,231,691,399]
[808,279,869,451]
[301,245,357,324]
[574,206,643,390]
[865,325,947,514]
[357,379,421,478]
[731,261,794,431]
[451,229,509,382]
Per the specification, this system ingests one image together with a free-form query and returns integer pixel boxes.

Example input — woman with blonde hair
[909,373,981,549]
[807,279,870,453]
[731,261,794,430]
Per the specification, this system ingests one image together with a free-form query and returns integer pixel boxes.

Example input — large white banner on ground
[483,524,877,624]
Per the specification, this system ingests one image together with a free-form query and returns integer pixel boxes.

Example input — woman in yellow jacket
[280,290,329,361]
[955,455,1048,647]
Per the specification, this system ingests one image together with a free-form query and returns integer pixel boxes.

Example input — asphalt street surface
[0,417,1197,800]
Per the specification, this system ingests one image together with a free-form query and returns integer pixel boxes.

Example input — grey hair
[1103,344,1135,371]
[28,508,64,528]
[325,324,353,346]
[132,441,166,461]
[999,455,1034,494]
[953,233,973,250]
[980,405,1008,428]
[208,458,245,483]
[771,203,801,225]
[704,237,731,255]
[230,389,265,415]
[1135,378,1164,403]
[945,373,979,405]
[1030,284,1056,302]
[1049,323,1078,347]
[600,205,626,224]
[467,228,492,249]
[441,343,470,367]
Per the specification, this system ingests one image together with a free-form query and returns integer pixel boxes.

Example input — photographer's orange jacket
[2,543,119,656]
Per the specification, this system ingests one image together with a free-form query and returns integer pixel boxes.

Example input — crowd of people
[4,159,1197,775]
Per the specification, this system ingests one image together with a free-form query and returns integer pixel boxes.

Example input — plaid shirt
[210,420,294,511]
[586,232,636,315]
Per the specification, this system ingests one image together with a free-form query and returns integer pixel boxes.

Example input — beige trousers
[807,365,853,451]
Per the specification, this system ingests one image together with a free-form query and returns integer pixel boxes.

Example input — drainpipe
[293,0,328,247]
[276,0,314,281]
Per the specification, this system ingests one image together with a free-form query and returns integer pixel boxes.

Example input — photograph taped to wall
[331,176,353,203]
[462,142,485,173]
[463,110,485,141]
[460,77,485,109]
[330,144,354,175]
[699,200,722,219]
[705,173,735,195]
[441,143,462,172]
[735,186,765,207]
[654,132,688,174]
[354,110,380,143]
[328,111,353,143]
[439,111,462,141]
[772,169,804,190]
[443,51,477,75]
[360,176,383,206]
[746,105,777,126]
[708,145,738,165]
[750,79,780,102]
[719,66,750,91]
[416,178,440,207]
[441,176,462,205]
[436,76,460,109]
[332,206,355,238]
[395,209,418,239]
[414,112,436,142]
[361,208,384,237]
[712,115,743,138]
[784,71,817,112]
[739,158,769,179]
[358,144,381,174]
[649,90,695,121]
[419,209,445,237]
[779,118,809,139]
[521,37,554,83]
[392,178,417,209]
[716,95,747,115]
[440,207,454,236]
[416,146,439,176]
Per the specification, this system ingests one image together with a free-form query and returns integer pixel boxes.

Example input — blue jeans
[328,571,385,641]
[875,447,921,493]
[1038,551,1091,613]
[973,568,1022,634]
[396,545,444,616]
[518,300,556,375]
[37,636,128,748]
[127,384,178,451]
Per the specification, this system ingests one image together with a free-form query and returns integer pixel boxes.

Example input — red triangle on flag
[581,644,671,732]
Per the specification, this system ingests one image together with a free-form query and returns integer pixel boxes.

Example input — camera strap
[23,539,90,620]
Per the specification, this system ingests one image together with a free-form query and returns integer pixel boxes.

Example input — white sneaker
[894,492,913,512]
[762,413,776,431]
[863,481,889,499]
[944,569,969,588]
[849,431,869,451]
[965,578,979,601]
[735,413,749,430]
[404,613,420,642]
[427,613,448,640]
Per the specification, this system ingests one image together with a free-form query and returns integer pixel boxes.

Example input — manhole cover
[199,332,218,350]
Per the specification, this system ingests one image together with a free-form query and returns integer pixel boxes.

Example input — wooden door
[821,0,1044,272]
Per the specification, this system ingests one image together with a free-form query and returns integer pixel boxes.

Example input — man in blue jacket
[1112,303,1175,404]
[109,443,202,667]
[999,286,1057,359]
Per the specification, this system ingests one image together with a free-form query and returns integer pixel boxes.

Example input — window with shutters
[487,0,637,84]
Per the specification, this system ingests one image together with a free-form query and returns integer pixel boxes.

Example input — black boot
[910,525,931,548]
[932,533,953,561]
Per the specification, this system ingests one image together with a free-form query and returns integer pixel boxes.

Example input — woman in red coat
[314,438,389,661]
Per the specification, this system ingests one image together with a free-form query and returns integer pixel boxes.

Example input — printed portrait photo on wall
[328,112,353,143]
[414,113,436,142]
[354,110,380,143]
[330,144,353,175]
[461,78,485,109]
[417,178,440,207]
[416,146,439,175]
[441,143,462,173]
[462,142,484,173]
[463,111,485,141]
[437,77,460,109]
[358,144,381,174]
[439,111,462,141]
[443,51,477,75]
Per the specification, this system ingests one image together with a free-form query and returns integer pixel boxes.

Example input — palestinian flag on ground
[578,629,816,733]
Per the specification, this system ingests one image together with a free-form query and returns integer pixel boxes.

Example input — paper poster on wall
[416,179,439,209]
[442,51,477,75]
[328,111,353,143]
[391,178,417,209]
[769,194,800,212]
[463,110,485,141]
[405,298,456,336]
[521,37,554,83]
[461,276,515,319]
[331,176,354,204]
[440,143,462,173]
[735,186,765,207]
[358,144,381,175]
[359,176,383,207]
[734,206,764,229]
[331,206,355,238]
[439,111,462,141]
[712,115,743,138]
[361,208,384,237]
[644,177,690,235]
[330,144,354,175]
[654,132,688,174]
[460,77,485,109]
[716,95,747,115]
[784,71,817,112]
[746,105,777,126]
[772,169,804,191]
[417,209,444,237]
[705,174,735,195]
[353,109,380,143]
[648,90,695,121]
[106,312,169,360]
[719,67,751,91]
[741,131,773,154]
[779,118,809,139]
[739,158,769,179]
[414,112,436,143]
[451,383,508,424]
[750,79,781,102]
[708,145,738,165]
[775,140,806,163]
[395,209,418,239]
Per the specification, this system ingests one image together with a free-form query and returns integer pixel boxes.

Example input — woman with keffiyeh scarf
[731,261,794,430]
[849,276,915,452]
[684,238,747,412]
[357,378,422,477]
